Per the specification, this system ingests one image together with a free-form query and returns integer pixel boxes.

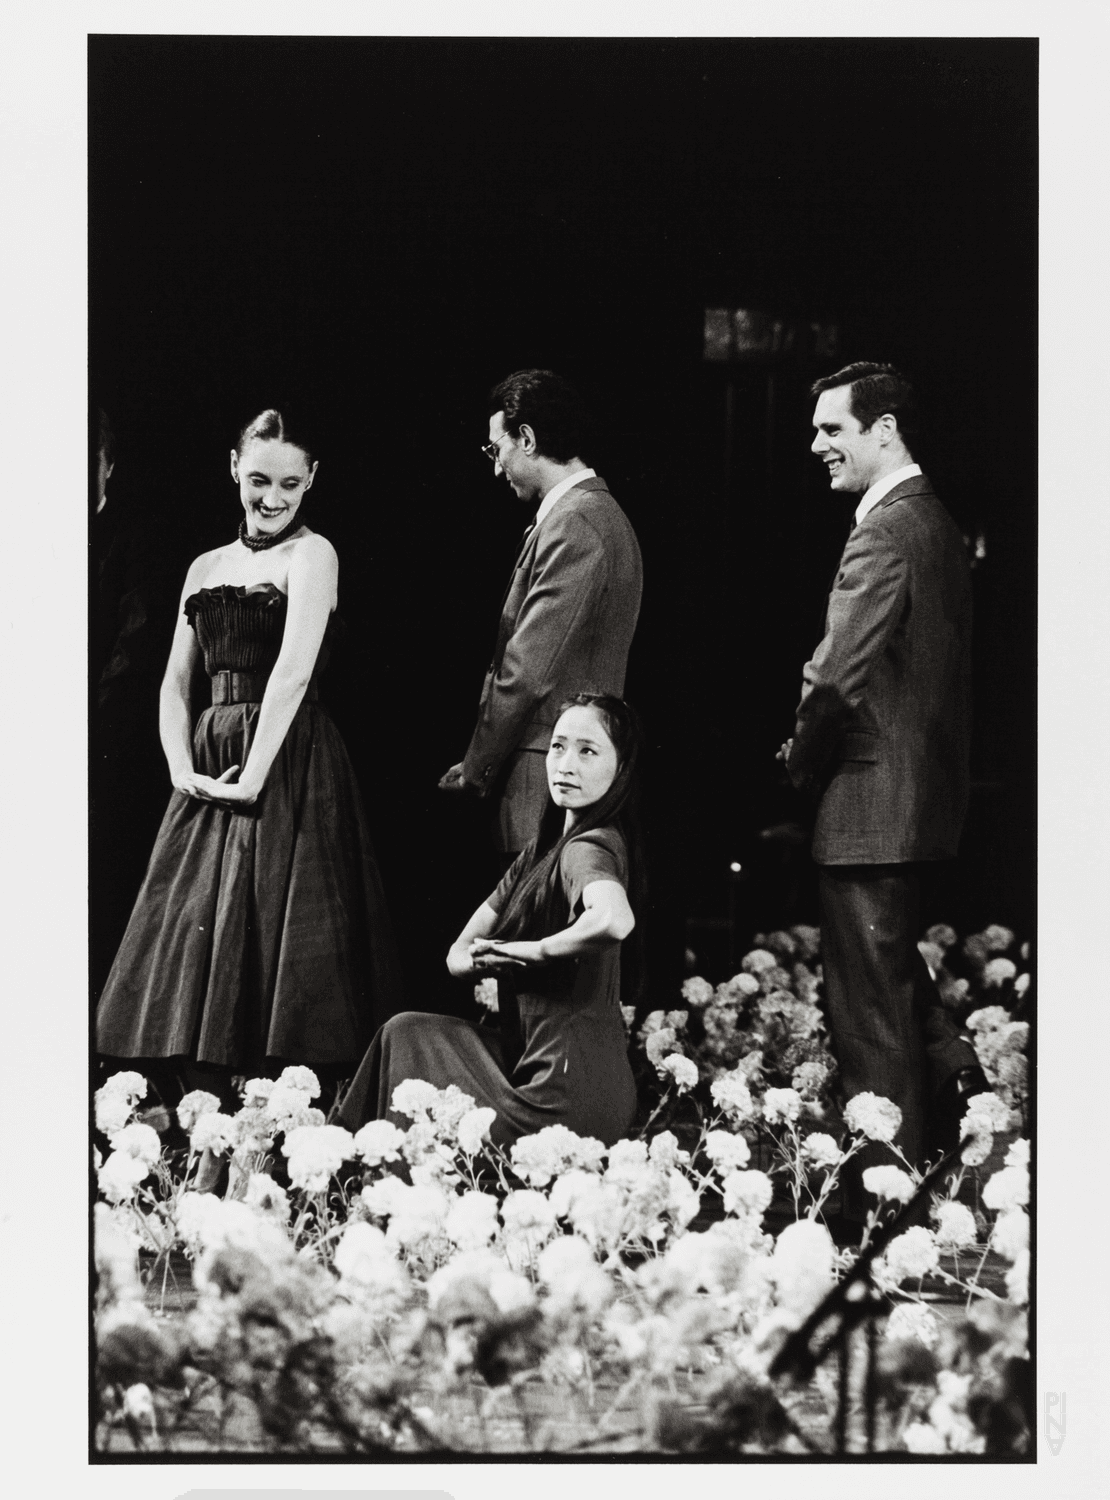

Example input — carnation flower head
[932,1199,978,1249]
[456,1107,497,1155]
[903,1421,949,1454]
[791,1060,832,1099]
[710,1069,756,1123]
[277,1065,320,1098]
[445,1190,500,1250]
[645,1026,678,1068]
[965,1092,1012,1133]
[100,1070,148,1104]
[741,948,778,975]
[177,1089,221,1134]
[990,1208,1029,1262]
[537,1234,612,1318]
[637,1009,668,1040]
[353,1119,406,1167]
[605,1137,649,1181]
[771,1218,835,1315]
[762,1087,803,1125]
[965,1005,1011,1035]
[704,1130,752,1173]
[511,1124,605,1187]
[918,940,946,976]
[875,1226,939,1287]
[982,924,1015,953]
[843,1092,902,1143]
[385,1183,450,1250]
[190,1112,238,1156]
[333,1220,406,1293]
[681,975,715,1009]
[619,1005,636,1034]
[109,1122,162,1168]
[474,977,499,1012]
[431,1084,478,1135]
[500,1188,557,1244]
[263,1082,316,1127]
[95,1088,136,1135]
[666,1168,702,1231]
[1005,1137,1030,1170]
[239,1078,274,1108]
[1005,1247,1029,1305]
[660,1054,699,1093]
[982,1164,1029,1213]
[1013,972,1031,997]
[924,923,958,951]
[886,1302,940,1349]
[722,1168,774,1220]
[719,971,762,1002]
[98,1149,150,1204]
[982,957,1017,988]
[862,1165,915,1204]
[244,1173,289,1217]
[390,1078,440,1119]
[361,1175,410,1221]
[648,1130,690,1169]
[281,1123,355,1192]
[801,1132,842,1170]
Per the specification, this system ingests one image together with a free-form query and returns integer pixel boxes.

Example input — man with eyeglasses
[439,368,643,864]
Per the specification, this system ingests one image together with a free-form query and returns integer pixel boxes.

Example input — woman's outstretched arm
[470,879,635,970]
[186,535,338,804]
[447,902,500,977]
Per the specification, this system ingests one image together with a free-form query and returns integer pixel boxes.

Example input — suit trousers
[495,747,550,855]
[818,863,977,1218]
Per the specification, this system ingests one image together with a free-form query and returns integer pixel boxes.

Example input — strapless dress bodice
[184,583,336,679]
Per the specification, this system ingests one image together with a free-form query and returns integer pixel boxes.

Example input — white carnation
[276,1065,320,1097]
[353,1119,406,1166]
[886,1302,940,1348]
[862,1165,915,1204]
[704,1130,752,1173]
[660,1054,699,1093]
[390,1078,440,1119]
[100,1070,148,1104]
[445,1190,500,1250]
[722,1169,774,1220]
[95,1090,135,1135]
[282,1123,355,1191]
[190,1112,238,1156]
[645,1027,678,1068]
[990,1209,1029,1262]
[982,1165,1029,1213]
[710,1069,756,1123]
[1004,1137,1030,1169]
[876,1226,939,1286]
[108,1122,162,1168]
[474,977,499,1012]
[801,1133,842,1170]
[177,1089,222,1133]
[681,976,715,1009]
[740,949,778,974]
[457,1107,497,1155]
[98,1149,150,1204]
[932,1200,978,1249]
[843,1092,903,1143]
[762,1087,802,1125]
[771,1218,835,1315]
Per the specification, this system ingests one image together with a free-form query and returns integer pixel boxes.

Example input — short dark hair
[810,362,920,450]
[234,407,317,467]
[488,369,592,464]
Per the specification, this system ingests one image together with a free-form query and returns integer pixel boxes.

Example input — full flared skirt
[96,699,403,1068]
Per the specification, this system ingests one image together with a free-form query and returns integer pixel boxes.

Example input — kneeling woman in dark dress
[336,694,645,1148]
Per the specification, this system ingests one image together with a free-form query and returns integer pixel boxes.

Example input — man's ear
[876,413,898,447]
[517,422,537,455]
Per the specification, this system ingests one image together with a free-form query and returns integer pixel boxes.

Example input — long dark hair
[491,693,647,1003]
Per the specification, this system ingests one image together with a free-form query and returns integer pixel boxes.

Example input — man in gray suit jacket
[440,369,643,859]
[780,363,986,1217]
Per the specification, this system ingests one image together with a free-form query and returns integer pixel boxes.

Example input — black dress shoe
[931,1065,992,1155]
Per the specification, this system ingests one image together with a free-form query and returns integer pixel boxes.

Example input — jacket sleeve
[788,519,908,790]
[461,510,609,786]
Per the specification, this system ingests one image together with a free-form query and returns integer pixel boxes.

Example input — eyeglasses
[481,431,516,463]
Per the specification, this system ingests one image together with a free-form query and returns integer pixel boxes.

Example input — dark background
[90,36,1037,1014]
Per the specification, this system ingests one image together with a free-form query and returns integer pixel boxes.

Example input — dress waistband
[210,670,318,706]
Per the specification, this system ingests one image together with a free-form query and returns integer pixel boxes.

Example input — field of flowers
[93,923,1032,1456]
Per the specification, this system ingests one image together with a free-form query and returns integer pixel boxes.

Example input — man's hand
[776,738,794,765]
[438,762,480,795]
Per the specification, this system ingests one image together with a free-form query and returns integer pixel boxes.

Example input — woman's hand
[178,765,259,805]
[469,938,548,971]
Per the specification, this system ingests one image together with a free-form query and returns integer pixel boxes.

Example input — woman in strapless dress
[96,409,402,1098]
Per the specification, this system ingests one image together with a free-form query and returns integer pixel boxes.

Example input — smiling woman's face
[547,704,620,819]
[231,437,317,536]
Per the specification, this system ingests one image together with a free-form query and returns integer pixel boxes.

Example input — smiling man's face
[810,384,887,495]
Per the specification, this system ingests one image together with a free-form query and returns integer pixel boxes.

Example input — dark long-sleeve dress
[336,826,637,1147]
[96,583,403,1071]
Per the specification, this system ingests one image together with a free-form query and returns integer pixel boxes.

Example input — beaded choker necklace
[238,514,303,552]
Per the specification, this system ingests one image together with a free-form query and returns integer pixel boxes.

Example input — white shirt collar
[535,468,597,527]
[855,463,922,525]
